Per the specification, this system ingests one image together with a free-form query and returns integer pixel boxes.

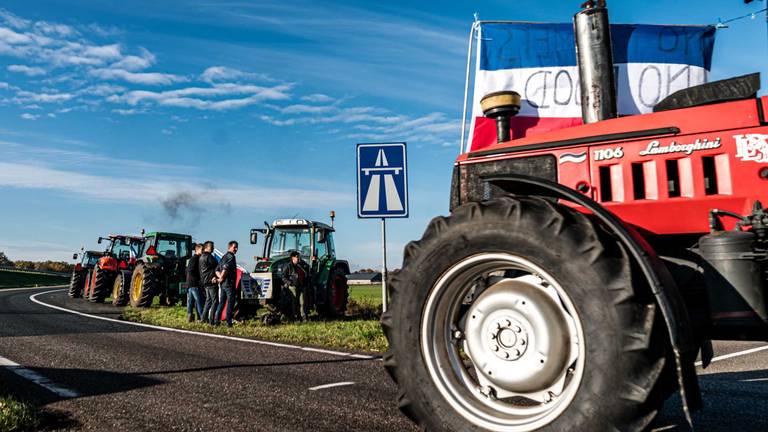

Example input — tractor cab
[253,219,337,272]
[73,250,104,271]
[248,217,349,322]
[98,234,144,269]
[139,232,192,262]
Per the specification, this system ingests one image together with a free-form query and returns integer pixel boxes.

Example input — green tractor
[129,231,192,308]
[248,217,350,323]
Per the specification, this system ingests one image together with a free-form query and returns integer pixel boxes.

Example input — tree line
[0,251,73,273]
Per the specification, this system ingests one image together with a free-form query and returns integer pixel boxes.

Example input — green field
[0,269,69,288]
[122,283,387,352]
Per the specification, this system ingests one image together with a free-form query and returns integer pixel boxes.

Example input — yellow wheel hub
[113,277,121,300]
[132,272,143,302]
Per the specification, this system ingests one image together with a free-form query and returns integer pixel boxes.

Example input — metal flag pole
[381,217,388,312]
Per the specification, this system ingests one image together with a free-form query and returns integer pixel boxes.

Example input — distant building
[347,272,382,285]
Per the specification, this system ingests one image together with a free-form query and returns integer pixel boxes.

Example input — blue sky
[0,0,765,269]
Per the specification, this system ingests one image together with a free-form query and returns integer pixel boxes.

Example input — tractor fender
[98,256,118,272]
[333,260,351,275]
[484,174,702,422]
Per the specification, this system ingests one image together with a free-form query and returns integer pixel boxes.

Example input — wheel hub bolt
[486,316,529,361]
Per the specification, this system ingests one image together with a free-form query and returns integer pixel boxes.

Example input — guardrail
[0,266,70,277]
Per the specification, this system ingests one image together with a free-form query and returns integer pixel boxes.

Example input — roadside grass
[0,395,39,432]
[122,285,387,352]
[0,269,68,289]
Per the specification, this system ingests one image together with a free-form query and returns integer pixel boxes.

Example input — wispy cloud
[7,64,45,76]
[300,93,333,103]
[0,161,351,210]
[200,66,273,83]
[108,82,293,111]
[89,68,187,85]
[19,112,38,120]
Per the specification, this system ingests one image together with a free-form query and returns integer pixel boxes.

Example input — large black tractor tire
[67,270,86,298]
[89,267,116,303]
[111,271,130,306]
[381,197,675,432]
[317,267,349,318]
[130,264,157,308]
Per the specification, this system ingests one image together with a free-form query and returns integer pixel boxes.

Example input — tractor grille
[450,155,557,210]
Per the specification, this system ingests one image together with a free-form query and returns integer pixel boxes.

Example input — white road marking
[308,381,355,391]
[0,355,79,398]
[29,289,376,360]
[0,285,66,293]
[695,344,768,367]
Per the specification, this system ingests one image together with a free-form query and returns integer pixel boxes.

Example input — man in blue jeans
[185,243,204,322]
[214,240,238,327]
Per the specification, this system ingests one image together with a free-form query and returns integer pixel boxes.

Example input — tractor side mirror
[317,230,327,243]
[72,253,78,260]
[97,238,102,244]
[250,229,259,245]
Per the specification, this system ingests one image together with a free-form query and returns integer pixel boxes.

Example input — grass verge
[121,284,387,352]
[0,269,68,289]
[0,395,39,432]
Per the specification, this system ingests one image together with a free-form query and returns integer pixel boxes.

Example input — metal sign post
[357,142,408,312]
[381,218,388,312]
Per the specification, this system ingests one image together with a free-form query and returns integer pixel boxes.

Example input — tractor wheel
[68,271,85,298]
[130,265,157,308]
[317,267,349,318]
[111,272,130,306]
[83,270,95,299]
[381,197,674,432]
[89,267,115,303]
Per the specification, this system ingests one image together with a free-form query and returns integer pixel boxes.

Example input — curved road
[1,286,766,431]
[0,286,416,431]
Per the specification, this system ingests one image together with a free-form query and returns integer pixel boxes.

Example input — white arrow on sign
[362,149,404,212]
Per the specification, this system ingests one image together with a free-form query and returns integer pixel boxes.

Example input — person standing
[282,250,310,321]
[214,241,238,327]
[199,241,219,324]
[186,243,203,322]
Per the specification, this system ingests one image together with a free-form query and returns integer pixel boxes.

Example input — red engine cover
[458,97,768,235]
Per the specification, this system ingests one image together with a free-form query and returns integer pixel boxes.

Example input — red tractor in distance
[383,2,768,432]
[68,249,105,298]
[82,234,145,305]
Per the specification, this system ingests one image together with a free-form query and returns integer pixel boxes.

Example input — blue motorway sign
[356,142,408,218]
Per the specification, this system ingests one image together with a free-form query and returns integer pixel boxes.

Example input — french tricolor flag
[466,22,716,152]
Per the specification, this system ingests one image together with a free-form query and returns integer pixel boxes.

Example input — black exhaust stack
[574,0,618,123]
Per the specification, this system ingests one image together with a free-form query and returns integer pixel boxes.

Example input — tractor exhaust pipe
[574,0,617,124]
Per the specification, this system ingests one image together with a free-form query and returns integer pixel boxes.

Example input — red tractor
[67,249,105,298]
[383,2,768,431]
[83,234,145,305]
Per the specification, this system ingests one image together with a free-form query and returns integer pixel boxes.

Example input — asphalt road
[0,286,416,432]
[0,286,766,431]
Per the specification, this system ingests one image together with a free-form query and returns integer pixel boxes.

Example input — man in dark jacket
[185,243,203,322]
[282,250,310,321]
[214,241,238,327]
[199,241,219,324]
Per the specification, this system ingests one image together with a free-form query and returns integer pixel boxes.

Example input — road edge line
[0,355,79,398]
[0,285,67,293]
[29,289,377,360]
[308,381,356,391]
[695,344,768,367]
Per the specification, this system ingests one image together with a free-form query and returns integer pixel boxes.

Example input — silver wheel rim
[421,253,585,431]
